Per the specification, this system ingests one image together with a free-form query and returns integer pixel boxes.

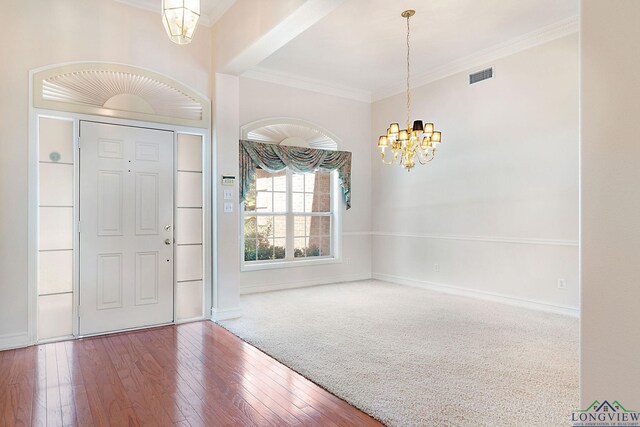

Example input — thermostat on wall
[221,175,235,186]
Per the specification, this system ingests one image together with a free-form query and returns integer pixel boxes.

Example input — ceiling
[250,0,579,99]
[115,0,235,26]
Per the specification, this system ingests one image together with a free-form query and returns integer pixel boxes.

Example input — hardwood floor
[0,322,383,426]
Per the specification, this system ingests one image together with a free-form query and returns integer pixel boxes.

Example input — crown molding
[241,67,372,103]
[372,15,579,101]
[243,16,578,104]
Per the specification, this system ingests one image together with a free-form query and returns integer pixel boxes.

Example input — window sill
[241,257,341,272]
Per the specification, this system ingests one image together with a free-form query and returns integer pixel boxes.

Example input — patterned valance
[239,140,352,209]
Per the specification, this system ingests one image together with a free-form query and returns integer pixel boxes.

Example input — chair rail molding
[372,231,578,247]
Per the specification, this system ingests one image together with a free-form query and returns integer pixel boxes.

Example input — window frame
[240,169,342,271]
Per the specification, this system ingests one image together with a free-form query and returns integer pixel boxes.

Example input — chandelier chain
[406,14,411,129]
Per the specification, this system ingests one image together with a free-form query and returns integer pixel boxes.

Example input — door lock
[165,225,172,231]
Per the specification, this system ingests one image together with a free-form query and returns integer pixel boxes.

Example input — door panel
[80,121,174,335]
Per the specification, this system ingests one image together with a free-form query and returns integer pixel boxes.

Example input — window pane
[309,216,321,236]
[294,216,306,237]
[294,237,306,258]
[274,215,286,238]
[244,216,257,238]
[304,193,314,213]
[273,238,286,259]
[292,174,304,192]
[320,216,331,235]
[273,170,287,191]
[244,200,256,212]
[257,238,274,260]
[256,191,272,212]
[320,236,330,256]
[244,174,257,212]
[304,173,316,192]
[306,239,321,257]
[256,168,272,191]
[315,172,331,193]
[257,216,273,238]
[244,239,257,261]
[273,192,287,212]
[313,191,331,213]
[292,192,304,212]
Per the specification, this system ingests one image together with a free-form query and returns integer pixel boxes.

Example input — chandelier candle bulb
[424,123,434,135]
[376,10,445,171]
[432,131,442,143]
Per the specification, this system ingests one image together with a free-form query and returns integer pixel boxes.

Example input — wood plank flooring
[0,321,383,427]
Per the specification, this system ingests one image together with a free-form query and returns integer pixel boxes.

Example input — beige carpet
[219,280,579,426]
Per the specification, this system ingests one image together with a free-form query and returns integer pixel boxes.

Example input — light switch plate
[223,189,233,200]
[223,202,233,213]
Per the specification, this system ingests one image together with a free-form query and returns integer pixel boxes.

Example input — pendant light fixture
[377,10,443,171]
[162,0,201,45]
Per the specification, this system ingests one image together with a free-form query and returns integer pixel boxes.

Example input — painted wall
[371,34,580,312]
[236,77,373,293]
[212,73,242,317]
[0,0,211,344]
[581,0,640,406]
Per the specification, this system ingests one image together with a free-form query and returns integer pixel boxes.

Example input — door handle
[165,238,172,245]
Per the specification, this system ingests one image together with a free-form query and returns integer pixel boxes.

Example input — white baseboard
[239,272,373,295]
[372,272,580,317]
[0,332,32,351]
[211,307,243,321]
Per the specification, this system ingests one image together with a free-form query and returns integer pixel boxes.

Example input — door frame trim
[28,110,214,343]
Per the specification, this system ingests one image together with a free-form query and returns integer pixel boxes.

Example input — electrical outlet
[434,264,440,272]
[345,257,351,265]
[557,279,567,290]
[223,189,233,200]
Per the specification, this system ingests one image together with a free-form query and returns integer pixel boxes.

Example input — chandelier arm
[380,150,394,165]
[416,149,436,164]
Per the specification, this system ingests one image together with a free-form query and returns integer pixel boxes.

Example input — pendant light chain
[406,14,411,129]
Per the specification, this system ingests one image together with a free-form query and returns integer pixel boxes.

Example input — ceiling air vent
[469,68,493,84]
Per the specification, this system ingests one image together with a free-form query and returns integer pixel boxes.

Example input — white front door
[79,121,174,335]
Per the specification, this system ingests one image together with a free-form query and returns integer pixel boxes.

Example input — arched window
[239,118,343,271]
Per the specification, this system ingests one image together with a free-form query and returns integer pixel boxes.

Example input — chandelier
[162,0,201,45]
[377,10,442,171]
